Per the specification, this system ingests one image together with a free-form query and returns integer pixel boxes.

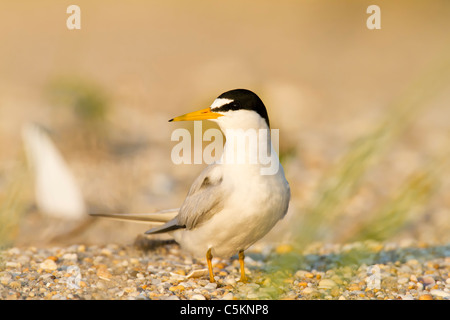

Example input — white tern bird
[93,89,290,283]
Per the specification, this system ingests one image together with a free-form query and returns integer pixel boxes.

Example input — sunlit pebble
[419,276,435,288]
[39,259,57,271]
[430,289,450,298]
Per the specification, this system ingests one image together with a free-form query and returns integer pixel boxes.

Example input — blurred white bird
[22,123,86,220]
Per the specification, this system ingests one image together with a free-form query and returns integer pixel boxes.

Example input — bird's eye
[232,102,240,110]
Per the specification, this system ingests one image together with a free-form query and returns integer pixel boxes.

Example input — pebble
[6,262,21,269]
[0,274,12,285]
[96,268,112,281]
[222,292,234,300]
[397,277,409,285]
[247,293,259,299]
[419,276,435,288]
[294,270,309,278]
[169,285,185,292]
[40,259,57,271]
[302,287,315,294]
[430,290,450,298]
[318,279,338,289]
[62,253,78,261]
[204,282,217,290]
[224,276,237,286]
[186,269,208,279]
[0,241,449,300]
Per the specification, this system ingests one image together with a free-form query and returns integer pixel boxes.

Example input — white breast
[173,161,290,258]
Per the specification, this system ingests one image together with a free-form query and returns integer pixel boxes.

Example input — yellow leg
[206,248,215,283]
[239,250,248,283]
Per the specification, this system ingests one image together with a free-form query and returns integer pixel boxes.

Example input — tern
[93,89,290,283]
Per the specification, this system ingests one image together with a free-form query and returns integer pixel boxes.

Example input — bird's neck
[218,127,280,176]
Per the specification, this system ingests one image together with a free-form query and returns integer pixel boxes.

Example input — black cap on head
[213,89,270,128]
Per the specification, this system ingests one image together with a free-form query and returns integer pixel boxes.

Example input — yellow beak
[169,107,223,122]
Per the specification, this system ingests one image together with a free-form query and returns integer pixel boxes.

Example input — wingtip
[145,221,185,235]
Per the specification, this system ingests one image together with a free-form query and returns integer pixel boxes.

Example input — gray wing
[145,164,227,234]
[90,209,179,224]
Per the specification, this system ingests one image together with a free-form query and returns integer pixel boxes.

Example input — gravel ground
[1,239,449,300]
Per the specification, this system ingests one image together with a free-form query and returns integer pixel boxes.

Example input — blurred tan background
[1,0,449,248]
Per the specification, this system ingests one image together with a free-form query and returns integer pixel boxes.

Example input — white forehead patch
[210,98,234,110]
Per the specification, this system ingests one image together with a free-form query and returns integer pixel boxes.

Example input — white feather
[22,123,86,220]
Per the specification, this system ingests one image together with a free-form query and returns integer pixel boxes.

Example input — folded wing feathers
[89,208,179,224]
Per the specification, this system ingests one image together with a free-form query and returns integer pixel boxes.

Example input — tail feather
[145,218,185,234]
[89,208,179,224]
